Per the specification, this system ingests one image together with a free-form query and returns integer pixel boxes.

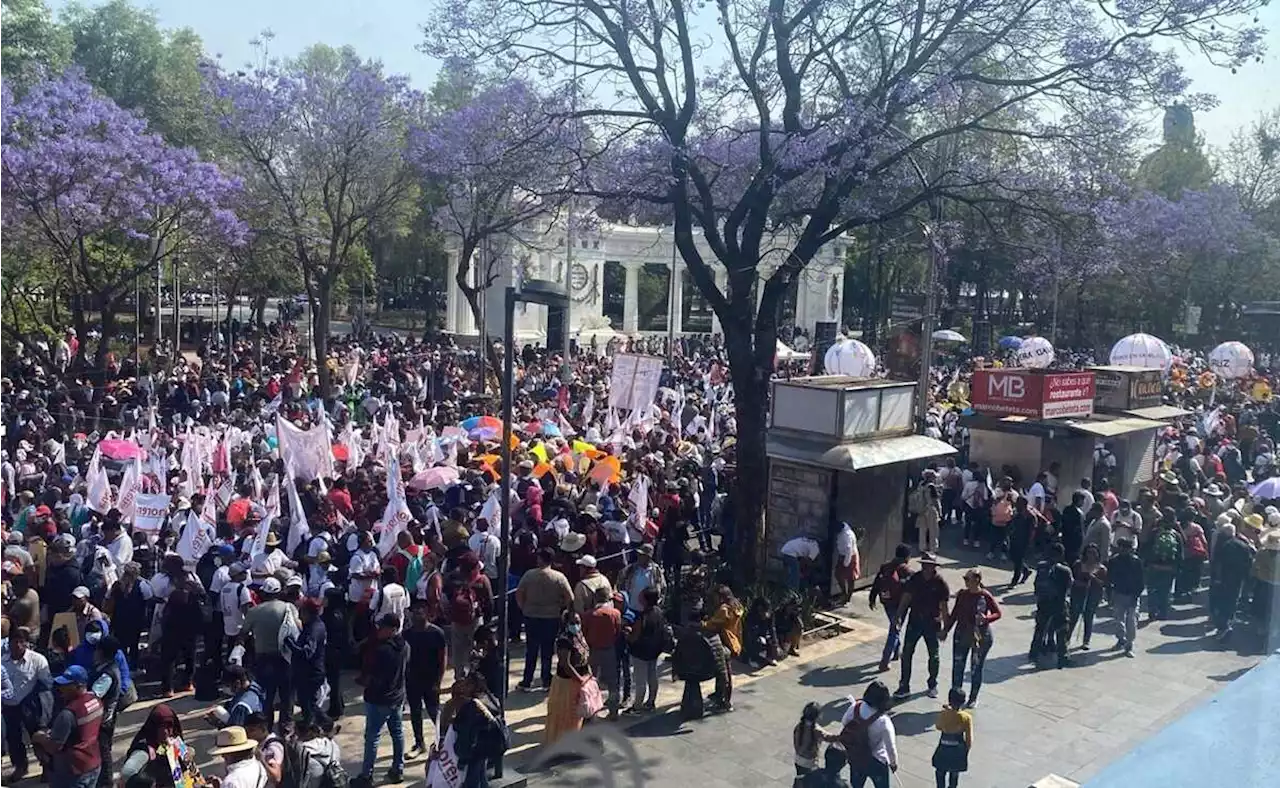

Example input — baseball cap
[71,586,91,599]
[260,577,282,594]
[54,665,90,686]
[284,574,304,588]
[575,554,597,568]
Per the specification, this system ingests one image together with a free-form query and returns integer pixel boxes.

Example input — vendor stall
[765,376,956,592]
[962,368,1164,499]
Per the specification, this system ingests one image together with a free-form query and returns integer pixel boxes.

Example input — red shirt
[327,488,355,519]
[581,605,621,650]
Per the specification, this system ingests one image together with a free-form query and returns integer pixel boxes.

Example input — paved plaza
[45,539,1265,788]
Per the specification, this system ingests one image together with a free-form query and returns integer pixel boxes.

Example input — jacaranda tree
[426,0,1269,581]
[410,78,578,366]
[1,70,245,368]
[203,43,423,394]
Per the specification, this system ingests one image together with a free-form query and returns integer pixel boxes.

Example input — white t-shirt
[780,537,820,560]
[1028,482,1046,511]
[347,549,380,603]
[219,580,252,636]
[374,582,409,630]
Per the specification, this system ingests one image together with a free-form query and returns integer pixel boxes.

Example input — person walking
[1082,503,1113,564]
[358,613,409,784]
[1030,542,1072,668]
[514,548,573,692]
[1105,536,1145,657]
[1006,498,1036,587]
[2,627,52,780]
[284,598,328,722]
[86,635,124,788]
[931,688,973,788]
[1067,544,1108,650]
[868,544,912,673]
[1176,516,1209,601]
[893,553,950,700]
[1208,523,1256,642]
[545,611,592,744]
[834,522,860,604]
[581,585,623,719]
[944,569,1000,708]
[404,603,448,755]
[1144,511,1184,621]
[838,680,898,788]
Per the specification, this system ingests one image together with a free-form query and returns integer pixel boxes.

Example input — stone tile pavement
[521,548,1265,788]
[11,543,1264,788]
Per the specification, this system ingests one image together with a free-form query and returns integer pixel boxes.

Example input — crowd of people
[3,316,1279,788]
[1,322,760,788]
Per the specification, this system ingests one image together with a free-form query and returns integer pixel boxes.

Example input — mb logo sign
[988,373,1026,400]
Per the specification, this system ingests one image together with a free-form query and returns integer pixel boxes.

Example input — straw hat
[210,726,257,756]
[559,532,587,553]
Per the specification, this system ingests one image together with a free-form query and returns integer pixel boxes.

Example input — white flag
[176,510,214,565]
[86,448,113,514]
[199,487,219,526]
[479,489,500,525]
[581,390,595,426]
[216,476,235,510]
[116,456,142,521]
[276,414,335,483]
[628,474,650,527]
[283,473,309,555]
[249,514,274,559]
[376,452,413,556]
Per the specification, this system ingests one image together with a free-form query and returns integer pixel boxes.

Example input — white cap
[575,554,597,568]
[261,577,282,594]
[71,586,91,599]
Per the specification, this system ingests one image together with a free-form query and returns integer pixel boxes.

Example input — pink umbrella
[407,466,460,491]
[98,438,144,460]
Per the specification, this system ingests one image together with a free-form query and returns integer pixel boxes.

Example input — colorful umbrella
[468,426,501,442]
[408,466,460,491]
[460,415,502,431]
[997,336,1023,350]
[98,438,144,460]
[540,422,563,438]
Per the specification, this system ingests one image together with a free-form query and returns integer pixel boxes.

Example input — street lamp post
[496,278,568,780]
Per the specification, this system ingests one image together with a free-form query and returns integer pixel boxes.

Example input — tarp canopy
[766,432,957,472]
[776,340,810,362]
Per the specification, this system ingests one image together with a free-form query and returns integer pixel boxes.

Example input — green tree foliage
[1,0,71,85]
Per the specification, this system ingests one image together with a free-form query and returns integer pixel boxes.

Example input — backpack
[273,736,349,788]
[1186,531,1209,560]
[838,701,885,772]
[1153,529,1180,564]
[446,575,479,626]
[1033,563,1063,602]
[875,563,906,606]
[908,484,929,516]
[397,547,424,591]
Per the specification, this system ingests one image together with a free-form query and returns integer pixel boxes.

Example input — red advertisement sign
[970,369,1095,420]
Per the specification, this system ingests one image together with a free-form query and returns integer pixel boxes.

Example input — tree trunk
[723,321,770,588]
[95,304,118,371]
[314,280,334,397]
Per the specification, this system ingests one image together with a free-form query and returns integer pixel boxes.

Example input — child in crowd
[932,688,974,788]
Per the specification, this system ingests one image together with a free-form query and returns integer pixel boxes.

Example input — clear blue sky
[53,0,1280,151]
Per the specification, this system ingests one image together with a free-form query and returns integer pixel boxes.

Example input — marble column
[445,251,459,334]
[623,262,641,334]
[457,254,477,335]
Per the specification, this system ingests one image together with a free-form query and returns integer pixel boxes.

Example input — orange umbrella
[533,462,556,478]
[588,455,622,485]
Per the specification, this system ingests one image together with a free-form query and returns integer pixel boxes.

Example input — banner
[117,456,142,521]
[283,474,309,555]
[176,511,214,565]
[276,415,335,483]
[609,354,664,412]
[86,447,113,514]
[132,494,172,534]
[376,452,413,556]
[424,725,468,788]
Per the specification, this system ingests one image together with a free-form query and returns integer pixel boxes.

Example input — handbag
[575,675,605,719]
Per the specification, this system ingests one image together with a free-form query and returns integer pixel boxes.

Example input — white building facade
[442,217,848,343]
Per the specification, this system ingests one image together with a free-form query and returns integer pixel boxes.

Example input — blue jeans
[784,555,802,591]
[53,767,101,788]
[880,604,901,666]
[362,701,405,776]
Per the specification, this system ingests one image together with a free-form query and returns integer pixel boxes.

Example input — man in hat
[1208,522,1256,642]
[241,576,293,726]
[210,726,267,788]
[572,554,613,613]
[893,552,951,699]
[32,665,103,788]
[617,543,666,620]
[582,584,623,719]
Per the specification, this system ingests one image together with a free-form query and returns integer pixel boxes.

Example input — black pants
[3,702,30,773]
[160,635,197,693]
[257,654,294,728]
[935,769,960,788]
[1009,541,1031,585]
[407,685,441,748]
[1032,605,1069,662]
[507,592,524,642]
[522,617,558,688]
[115,626,144,669]
[1068,588,1102,646]
[96,716,116,787]
[325,654,345,719]
[898,619,941,691]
